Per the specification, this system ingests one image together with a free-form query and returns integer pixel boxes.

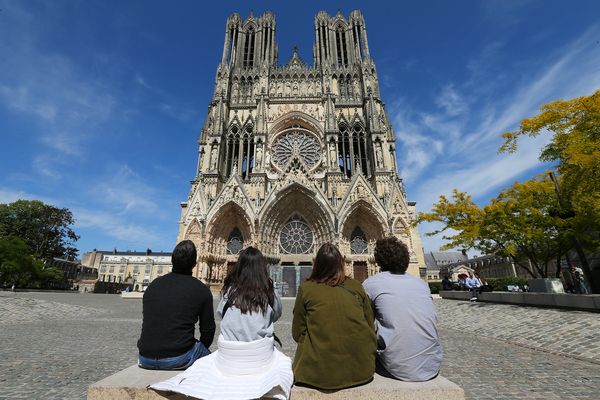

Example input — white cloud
[74,208,163,246]
[435,84,468,116]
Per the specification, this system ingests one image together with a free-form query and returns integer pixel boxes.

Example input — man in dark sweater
[137,240,215,370]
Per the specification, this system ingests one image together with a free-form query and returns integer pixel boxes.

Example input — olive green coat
[292,279,377,390]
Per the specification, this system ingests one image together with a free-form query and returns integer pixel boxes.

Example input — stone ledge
[120,292,144,299]
[88,365,465,400]
[439,290,600,312]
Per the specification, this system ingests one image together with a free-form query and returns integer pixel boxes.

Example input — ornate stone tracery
[271,129,321,171]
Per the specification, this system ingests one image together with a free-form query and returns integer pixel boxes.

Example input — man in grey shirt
[362,237,442,381]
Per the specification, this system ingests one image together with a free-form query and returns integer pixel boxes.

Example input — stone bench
[439,290,600,312]
[88,365,465,400]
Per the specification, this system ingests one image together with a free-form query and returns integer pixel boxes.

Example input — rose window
[279,217,314,254]
[271,130,320,170]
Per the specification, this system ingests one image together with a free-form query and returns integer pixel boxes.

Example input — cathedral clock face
[271,129,321,171]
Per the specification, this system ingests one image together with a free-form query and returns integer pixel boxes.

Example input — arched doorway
[204,201,253,286]
[340,201,386,282]
[259,183,334,296]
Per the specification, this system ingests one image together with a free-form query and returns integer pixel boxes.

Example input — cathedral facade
[177,10,426,295]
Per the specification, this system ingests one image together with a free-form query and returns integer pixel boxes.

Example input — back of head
[222,246,274,314]
[374,236,409,274]
[309,242,346,286]
[171,240,197,274]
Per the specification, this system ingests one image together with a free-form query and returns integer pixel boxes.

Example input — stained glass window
[350,227,368,254]
[279,216,314,254]
[227,228,244,255]
[272,130,320,170]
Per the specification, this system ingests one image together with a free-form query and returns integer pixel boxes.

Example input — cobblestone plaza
[1,292,599,399]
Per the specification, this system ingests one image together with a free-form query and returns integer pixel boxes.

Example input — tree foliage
[0,236,63,287]
[501,90,600,246]
[501,90,599,291]
[417,176,570,278]
[0,200,79,261]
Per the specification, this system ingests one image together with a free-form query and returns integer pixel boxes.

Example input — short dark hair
[171,240,197,273]
[374,237,410,274]
[308,242,346,286]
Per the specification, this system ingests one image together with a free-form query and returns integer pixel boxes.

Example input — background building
[82,249,172,291]
[424,251,469,281]
[177,10,427,295]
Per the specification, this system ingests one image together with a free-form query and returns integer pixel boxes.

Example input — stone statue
[329,142,337,166]
[255,145,263,168]
[375,144,383,168]
[210,146,218,170]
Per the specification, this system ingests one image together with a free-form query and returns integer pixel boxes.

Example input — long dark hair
[221,246,274,314]
[308,242,346,286]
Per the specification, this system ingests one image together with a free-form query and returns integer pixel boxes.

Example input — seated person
[137,240,215,370]
[363,237,442,382]
[465,272,481,300]
[292,242,376,390]
[150,247,293,400]
[441,275,453,291]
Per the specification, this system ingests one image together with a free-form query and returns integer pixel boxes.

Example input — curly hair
[374,237,410,274]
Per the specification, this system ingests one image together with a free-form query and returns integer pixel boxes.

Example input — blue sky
[1,1,600,256]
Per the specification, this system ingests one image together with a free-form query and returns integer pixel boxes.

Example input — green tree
[501,90,599,292]
[0,200,79,261]
[417,176,571,279]
[0,236,62,287]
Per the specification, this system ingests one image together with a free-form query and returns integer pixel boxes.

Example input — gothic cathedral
[177,10,426,295]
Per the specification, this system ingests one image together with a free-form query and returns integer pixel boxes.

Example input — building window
[350,227,368,254]
[227,227,244,255]
[119,265,125,273]
[157,266,163,274]
[279,216,314,254]
[145,264,151,274]
[109,266,115,273]
[271,129,320,171]
[134,266,139,274]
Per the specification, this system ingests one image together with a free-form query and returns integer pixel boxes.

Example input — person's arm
[199,293,216,348]
[292,285,307,343]
[361,288,375,331]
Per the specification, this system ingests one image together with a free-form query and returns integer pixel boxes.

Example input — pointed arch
[206,201,253,256]
[259,182,334,257]
[184,219,203,254]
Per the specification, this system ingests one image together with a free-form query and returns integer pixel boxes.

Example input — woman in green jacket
[292,242,377,390]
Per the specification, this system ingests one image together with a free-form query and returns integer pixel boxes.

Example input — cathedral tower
[178,10,426,295]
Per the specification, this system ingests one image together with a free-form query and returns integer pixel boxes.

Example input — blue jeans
[138,341,210,370]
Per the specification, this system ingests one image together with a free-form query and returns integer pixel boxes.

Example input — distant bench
[439,290,600,312]
[88,365,465,400]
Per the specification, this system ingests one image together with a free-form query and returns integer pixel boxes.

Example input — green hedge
[485,277,529,291]
[428,282,441,294]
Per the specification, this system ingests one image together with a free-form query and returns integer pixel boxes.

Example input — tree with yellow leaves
[501,90,599,292]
